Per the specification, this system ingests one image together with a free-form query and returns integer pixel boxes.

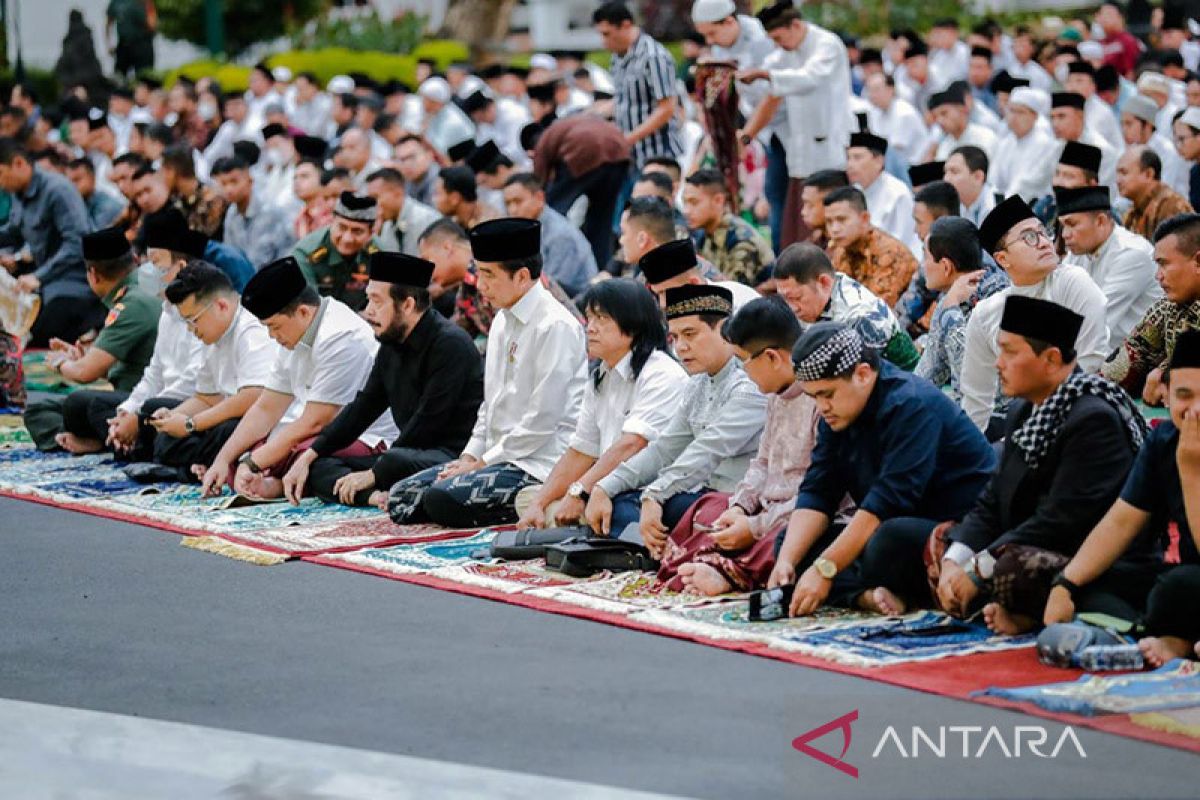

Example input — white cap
[457,75,486,99]
[1136,71,1171,96]
[1180,106,1200,130]
[271,66,293,83]
[1122,94,1159,126]
[1077,41,1104,61]
[418,77,452,104]
[129,108,155,124]
[691,0,736,24]
[327,74,355,95]
[529,53,558,72]
[1009,87,1050,117]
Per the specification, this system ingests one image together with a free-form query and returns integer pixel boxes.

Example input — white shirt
[263,298,399,446]
[1148,131,1190,197]
[765,23,852,178]
[991,126,1057,203]
[960,265,1109,430]
[1062,224,1164,346]
[1008,59,1055,92]
[568,350,688,458]
[1061,131,1120,198]
[860,171,916,252]
[462,281,588,481]
[1085,95,1124,152]
[960,186,998,226]
[475,97,532,168]
[194,307,278,397]
[971,101,1005,134]
[716,279,763,312]
[117,303,204,415]
[933,123,997,161]
[711,15,786,141]
[287,92,334,139]
[929,41,971,84]
[866,98,928,166]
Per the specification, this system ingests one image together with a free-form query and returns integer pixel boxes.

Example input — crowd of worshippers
[1,0,1200,667]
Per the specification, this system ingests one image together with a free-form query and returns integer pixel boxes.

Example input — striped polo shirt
[610,32,683,168]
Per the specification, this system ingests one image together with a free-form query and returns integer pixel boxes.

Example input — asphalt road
[1,496,1197,799]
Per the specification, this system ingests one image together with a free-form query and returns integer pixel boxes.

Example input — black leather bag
[489,526,587,560]
[544,538,660,577]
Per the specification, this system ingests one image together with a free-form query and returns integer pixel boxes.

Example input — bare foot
[1139,636,1193,668]
[255,477,284,499]
[983,602,1036,636]
[54,432,102,455]
[677,562,732,596]
[858,587,906,616]
[369,490,388,510]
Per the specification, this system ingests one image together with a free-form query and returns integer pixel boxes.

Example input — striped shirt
[610,32,683,168]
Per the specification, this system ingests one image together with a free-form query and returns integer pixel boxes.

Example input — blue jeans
[609,489,708,543]
[765,136,789,254]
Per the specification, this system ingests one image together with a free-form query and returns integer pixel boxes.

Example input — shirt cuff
[944,542,975,567]
[567,434,601,459]
[480,444,504,465]
[462,438,485,462]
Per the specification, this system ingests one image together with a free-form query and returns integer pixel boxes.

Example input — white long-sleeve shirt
[866,98,928,166]
[991,126,1057,203]
[1085,95,1124,153]
[1063,224,1164,346]
[462,281,587,481]
[116,303,204,415]
[960,264,1109,430]
[860,171,917,252]
[933,123,998,161]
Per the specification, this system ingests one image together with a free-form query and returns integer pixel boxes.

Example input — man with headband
[1045,330,1200,667]
[585,284,767,556]
[767,322,994,618]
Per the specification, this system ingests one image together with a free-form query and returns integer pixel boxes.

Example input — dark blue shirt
[203,240,254,293]
[795,363,996,522]
[1120,421,1198,565]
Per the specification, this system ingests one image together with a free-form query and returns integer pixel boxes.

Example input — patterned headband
[794,327,865,382]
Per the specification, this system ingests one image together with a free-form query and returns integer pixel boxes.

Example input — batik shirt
[817,273,920,370]
[827,226,918,307]
[693,212,775,287]
[173,185,228,240]
[1122,183,1194,242]
[1102,299,1200,397]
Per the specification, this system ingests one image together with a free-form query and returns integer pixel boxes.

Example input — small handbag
[489,526,588,560]
[544,537,660,577]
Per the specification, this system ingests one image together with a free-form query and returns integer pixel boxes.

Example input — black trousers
[29,295,107,348]
[545,160,629,272]
[62,389,129,442]
[152,414,241,480]
[1080,561,1200,642]
[774,517,937,609]
[308,446,455,506]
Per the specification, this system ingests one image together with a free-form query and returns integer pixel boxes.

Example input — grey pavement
[0,496,1197,799]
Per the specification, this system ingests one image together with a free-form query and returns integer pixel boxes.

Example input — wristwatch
[183,416,196,435]
[239,451,263,474]
[967,550,996,581]
[1051,572,1080,596]
[814,557,838,580]
[566,481,590,502]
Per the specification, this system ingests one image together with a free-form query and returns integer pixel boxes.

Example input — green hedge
[165,40,471,93]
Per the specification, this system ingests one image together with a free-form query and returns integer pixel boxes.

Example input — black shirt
[311,309,484,487]
[1121,420,1198,566]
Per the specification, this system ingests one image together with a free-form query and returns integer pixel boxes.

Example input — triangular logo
[791,709,859,778]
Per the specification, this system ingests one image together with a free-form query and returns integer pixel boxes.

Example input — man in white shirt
[736,2,850,248]
[991,87,1056,203]
[928,85,997,162]
[418,77,476,159]
[1057,186,1163,345]
[928,18,970,83]
[944,145,997,226]
[638,237,760,312]
[147,262,278,479]
[1007,26,1055,92]
[198,257,399,499]
[961,196,1109,436]
[387,218,587,528]
[1064,60,1124,152]
[846,131,917,251]
[1120,93,1190,197]
[1051,92,1118,193]
[517,278,687,528]
[864,73,928,168]
[286,72,334,138]
[462,88,530,169]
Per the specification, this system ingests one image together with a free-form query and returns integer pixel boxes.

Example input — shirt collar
[708,354,739,386]
[508,280,546,324]
[602,351,634,382]
[299,297,329,348]
[401,307,438,352]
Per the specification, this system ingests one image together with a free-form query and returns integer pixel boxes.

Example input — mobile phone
[749,584,795,622]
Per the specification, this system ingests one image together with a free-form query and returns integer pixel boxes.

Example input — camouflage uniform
[693,213,775,287]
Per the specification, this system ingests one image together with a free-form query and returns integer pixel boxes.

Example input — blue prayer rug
[320,530,501,575]
[978,659,1200,716]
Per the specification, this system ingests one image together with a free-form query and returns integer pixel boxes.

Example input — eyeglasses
[1003,226,1052,249]
[740,346,773,365]
[182,300,215,330]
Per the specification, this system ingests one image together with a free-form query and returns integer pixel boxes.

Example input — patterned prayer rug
[184,518,483,560]
[1131,706,1200,739]
[0,416,28,449]
[316,529,501,575]
[21,350,112,395]
[978,659,1200,716]
[527,570,713,616]
[769,610,1037,667]
[635,602,879,645]
[433,558,610,594]
[0,450,170,498]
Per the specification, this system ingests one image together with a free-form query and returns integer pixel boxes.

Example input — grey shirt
[378,197,442,256]
[538,206,597,297]
[0,168,92,302]
[596,356,767,502]
[223,190,297,269]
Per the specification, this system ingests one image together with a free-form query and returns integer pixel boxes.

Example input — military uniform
[25,271,162,449]
[293,227,382,311]
[693,213,775,287]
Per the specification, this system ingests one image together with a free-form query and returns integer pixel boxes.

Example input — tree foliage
[156,0,327,57]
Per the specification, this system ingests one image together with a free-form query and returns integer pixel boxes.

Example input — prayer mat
[1131,706,1200,739]
[0,426,30,449]
[978,659,1200,716]
[180,518,481,562]
[770,610,1037,667]
[314,529,500,575]
[21,350,112,395]
[0,450,165,498]
[433,558,610,594]
[636,602,878,645]
[527,570,714,616]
